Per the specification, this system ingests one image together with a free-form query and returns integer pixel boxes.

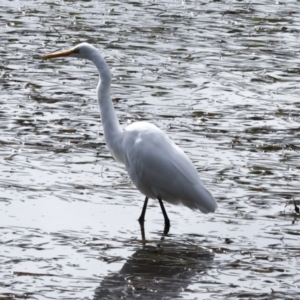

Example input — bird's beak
[43,48,75,60]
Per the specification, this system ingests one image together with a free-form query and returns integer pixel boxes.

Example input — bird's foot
[294,199,299,214]
[163,222,170,235]
[139,220,146,242]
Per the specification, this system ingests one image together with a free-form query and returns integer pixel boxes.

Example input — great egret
[43,43,218,236]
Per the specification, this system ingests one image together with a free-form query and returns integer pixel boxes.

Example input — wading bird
[43,43,218,237]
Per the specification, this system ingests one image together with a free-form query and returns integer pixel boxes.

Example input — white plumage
[122,122,217,213]
[43,43,218,235]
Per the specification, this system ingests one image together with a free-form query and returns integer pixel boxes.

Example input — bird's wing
[122,122,216,212]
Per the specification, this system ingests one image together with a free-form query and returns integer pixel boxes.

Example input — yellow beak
[43,48,74,60]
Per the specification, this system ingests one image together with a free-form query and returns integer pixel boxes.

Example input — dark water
[0,0,300,299]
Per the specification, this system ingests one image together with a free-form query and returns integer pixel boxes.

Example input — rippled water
[1,0,300,299]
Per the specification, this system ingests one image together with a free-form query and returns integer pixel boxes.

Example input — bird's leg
[138,197,148,224]
[138,197,148,242]
[139,221,146,242]
[157,196,170,235]
[294,199,299,214]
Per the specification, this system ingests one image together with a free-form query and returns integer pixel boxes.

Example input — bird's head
[43,43,97,61]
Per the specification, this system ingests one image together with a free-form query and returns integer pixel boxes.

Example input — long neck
[90,50,124,164]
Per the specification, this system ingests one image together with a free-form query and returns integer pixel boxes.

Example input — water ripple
[0,0,300,299]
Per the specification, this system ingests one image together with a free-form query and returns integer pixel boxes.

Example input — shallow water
[0,0,300,299]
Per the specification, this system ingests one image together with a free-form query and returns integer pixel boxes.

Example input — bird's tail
[194,186,218,214]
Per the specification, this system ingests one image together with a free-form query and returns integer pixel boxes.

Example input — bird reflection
[94,239,214,299]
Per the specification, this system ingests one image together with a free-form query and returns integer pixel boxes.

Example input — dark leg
[294,199,299,214]
[139,221,146,241]
[157,196,170,235]
[138,197,148,223]
[138,197,148,242]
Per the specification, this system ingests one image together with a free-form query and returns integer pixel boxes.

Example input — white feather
[43,42,218,231]
[122,122,217,213]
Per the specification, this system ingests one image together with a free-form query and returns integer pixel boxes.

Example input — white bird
[43,43,217,236]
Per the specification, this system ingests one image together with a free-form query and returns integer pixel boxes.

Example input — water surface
[0,0,300,299]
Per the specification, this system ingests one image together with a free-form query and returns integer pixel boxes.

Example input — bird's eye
[73,48,80,54]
